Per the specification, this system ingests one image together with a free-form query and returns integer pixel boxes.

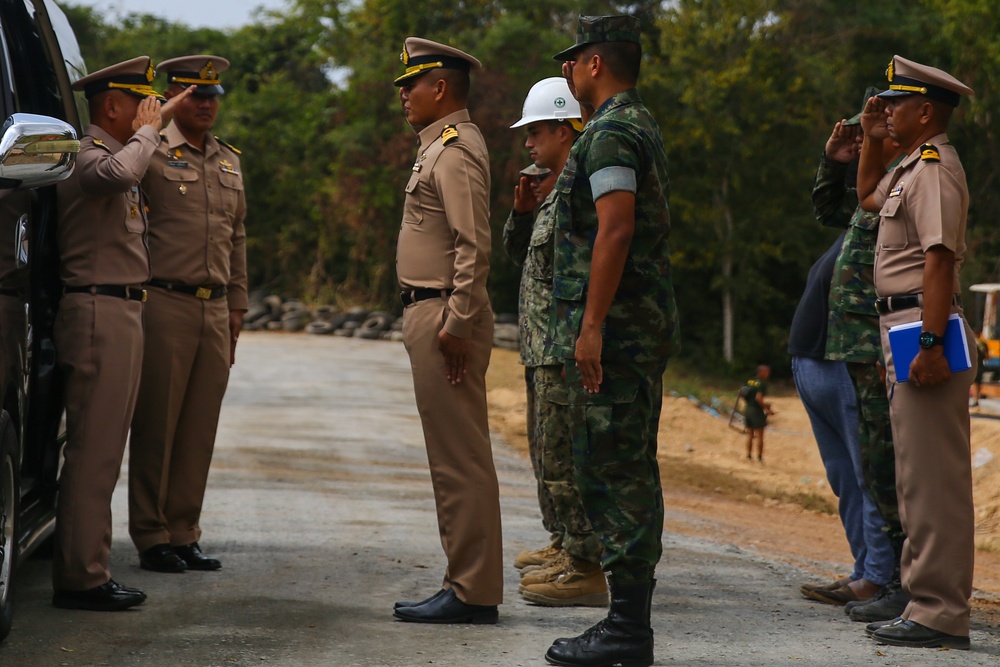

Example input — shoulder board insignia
[91,138,112,152]
[215,136,242,155]
[920,143,940,163]
[440,124,459,146]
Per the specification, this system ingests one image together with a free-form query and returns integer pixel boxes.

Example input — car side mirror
[0,113,79,189]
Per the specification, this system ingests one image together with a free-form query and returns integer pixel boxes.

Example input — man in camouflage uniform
[812,97,909,622]
[504,77,606,608]
[544,15,679,667]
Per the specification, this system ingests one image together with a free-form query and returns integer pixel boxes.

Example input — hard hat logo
[554,97,566,108]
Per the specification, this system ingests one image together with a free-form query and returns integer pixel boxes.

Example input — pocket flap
[163,169,199,183]
[880,197,901,218]
[553,275,586,301]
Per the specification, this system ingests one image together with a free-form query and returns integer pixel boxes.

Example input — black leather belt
[874,293,959,315]
[147,279,227,300]
[64,285,146,302]
[400,288,453,307]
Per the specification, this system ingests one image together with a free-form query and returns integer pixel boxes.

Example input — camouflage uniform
[548,88,679,581]
[503,194,601,562]
[813,156,905,564]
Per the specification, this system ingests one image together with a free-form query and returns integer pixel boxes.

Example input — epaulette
[215,136,242,155]
[91,138,112,153]
[920,143,940,163]
[441,124,459,146]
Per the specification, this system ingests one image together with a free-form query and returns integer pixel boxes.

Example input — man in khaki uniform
[129,55,248,574]
[390,37,502,625]
[857,55,976,650]
[52,56,173,611]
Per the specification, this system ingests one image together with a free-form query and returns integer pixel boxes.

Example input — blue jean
[791,356,893,585]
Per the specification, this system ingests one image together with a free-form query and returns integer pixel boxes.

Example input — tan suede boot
[518,551,571,591]
[514,540,563,570]
[521,558,609,607]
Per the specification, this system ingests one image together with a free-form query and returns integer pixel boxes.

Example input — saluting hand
[574,323,603,394]
[132,96,163,133]
[438,330,469,385]
[860,96,889,140]
[825,120,861,164]
[513,175,537,215]
[160,85,197,124]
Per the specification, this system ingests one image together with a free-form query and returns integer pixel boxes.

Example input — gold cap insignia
[146,63,155,83]
[887,58,895,83]
[201,60,217,81]
[401,44,409,65]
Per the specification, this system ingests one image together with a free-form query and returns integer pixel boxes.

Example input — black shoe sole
[545,650,652,667]
[392,609,498,624]
[872,634,970,650]
[180,561,222,571]
[52,595,146,612]
[140,561,187,573]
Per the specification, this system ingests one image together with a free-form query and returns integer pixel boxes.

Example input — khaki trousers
[880,307,976,636]
[128,287,230,551]
[401,299,503,605]
[53,294,143,590]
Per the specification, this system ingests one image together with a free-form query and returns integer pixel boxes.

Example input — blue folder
[887,313,972,382]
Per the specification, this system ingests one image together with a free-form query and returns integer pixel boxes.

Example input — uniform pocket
[124,189,143,234]
[878,197,908,250]
[162,169,201,210]
[219,171,243,214]
[402,172,422,225]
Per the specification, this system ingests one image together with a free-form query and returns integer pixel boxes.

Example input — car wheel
[0,411,19,642]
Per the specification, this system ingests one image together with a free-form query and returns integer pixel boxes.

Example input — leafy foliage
[57,0,1000,375]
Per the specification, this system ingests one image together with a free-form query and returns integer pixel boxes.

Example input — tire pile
[242,292,520,349]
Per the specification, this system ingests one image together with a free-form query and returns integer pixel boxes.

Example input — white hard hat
[510,77,583,130]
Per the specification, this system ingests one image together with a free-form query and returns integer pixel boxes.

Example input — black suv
[0,0,84,641]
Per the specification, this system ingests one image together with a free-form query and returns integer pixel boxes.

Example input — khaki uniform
[397,108,503,605]
[53,124,158,590]
[874,133,975,637]
[128,122,247,551]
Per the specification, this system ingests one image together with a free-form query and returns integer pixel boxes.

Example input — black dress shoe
[394,588,447,610]
[53,579,147,611]
[393,588,498,624]
[173,542,222,571]
[871,619,970,649]
[140,544,188,573]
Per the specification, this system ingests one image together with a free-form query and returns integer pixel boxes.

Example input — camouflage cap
[553,15,642,61]
[843,86,883,126]
[876,55,973,107]
[519,164,551,178]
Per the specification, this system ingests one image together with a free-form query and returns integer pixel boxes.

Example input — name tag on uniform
[168,160,189,169]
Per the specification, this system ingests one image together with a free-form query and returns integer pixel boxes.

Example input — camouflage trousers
[846,361,905,569]
[528,365,602,562]
[554,360,666,581]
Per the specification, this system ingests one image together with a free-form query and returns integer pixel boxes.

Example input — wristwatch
[919,331,945,349]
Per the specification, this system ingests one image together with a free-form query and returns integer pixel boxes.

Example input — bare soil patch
[486,348,1000,625]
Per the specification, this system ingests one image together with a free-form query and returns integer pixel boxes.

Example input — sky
[62,0,292,29]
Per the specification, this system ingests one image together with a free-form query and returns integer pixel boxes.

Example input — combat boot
[522,558,609,607]
[544,578,654,667]
[519,551,571,591]
[849,581,911,622]
[515,538,563,570]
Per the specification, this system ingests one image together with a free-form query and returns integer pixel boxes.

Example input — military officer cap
[394,37,482,87]
[157,55,230,95]
[553,15,642,61]
[844,86,883,126]
[519,164,551,178]
[72,55,163,101]
[877,55,973,107]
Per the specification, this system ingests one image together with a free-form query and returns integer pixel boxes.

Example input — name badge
[168,160,189,169]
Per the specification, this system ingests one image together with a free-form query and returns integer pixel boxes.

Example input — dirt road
[1,333,997,666]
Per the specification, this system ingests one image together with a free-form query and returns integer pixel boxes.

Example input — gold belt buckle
[195,287,212,300]
[141,289,148,303]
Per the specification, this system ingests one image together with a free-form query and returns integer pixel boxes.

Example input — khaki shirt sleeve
[909,164,963,253]
[78,125,159,194]
[433,144,490,339]
[227,176,249,311]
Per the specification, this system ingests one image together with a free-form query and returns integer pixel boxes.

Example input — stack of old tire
[242,292,514,347]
